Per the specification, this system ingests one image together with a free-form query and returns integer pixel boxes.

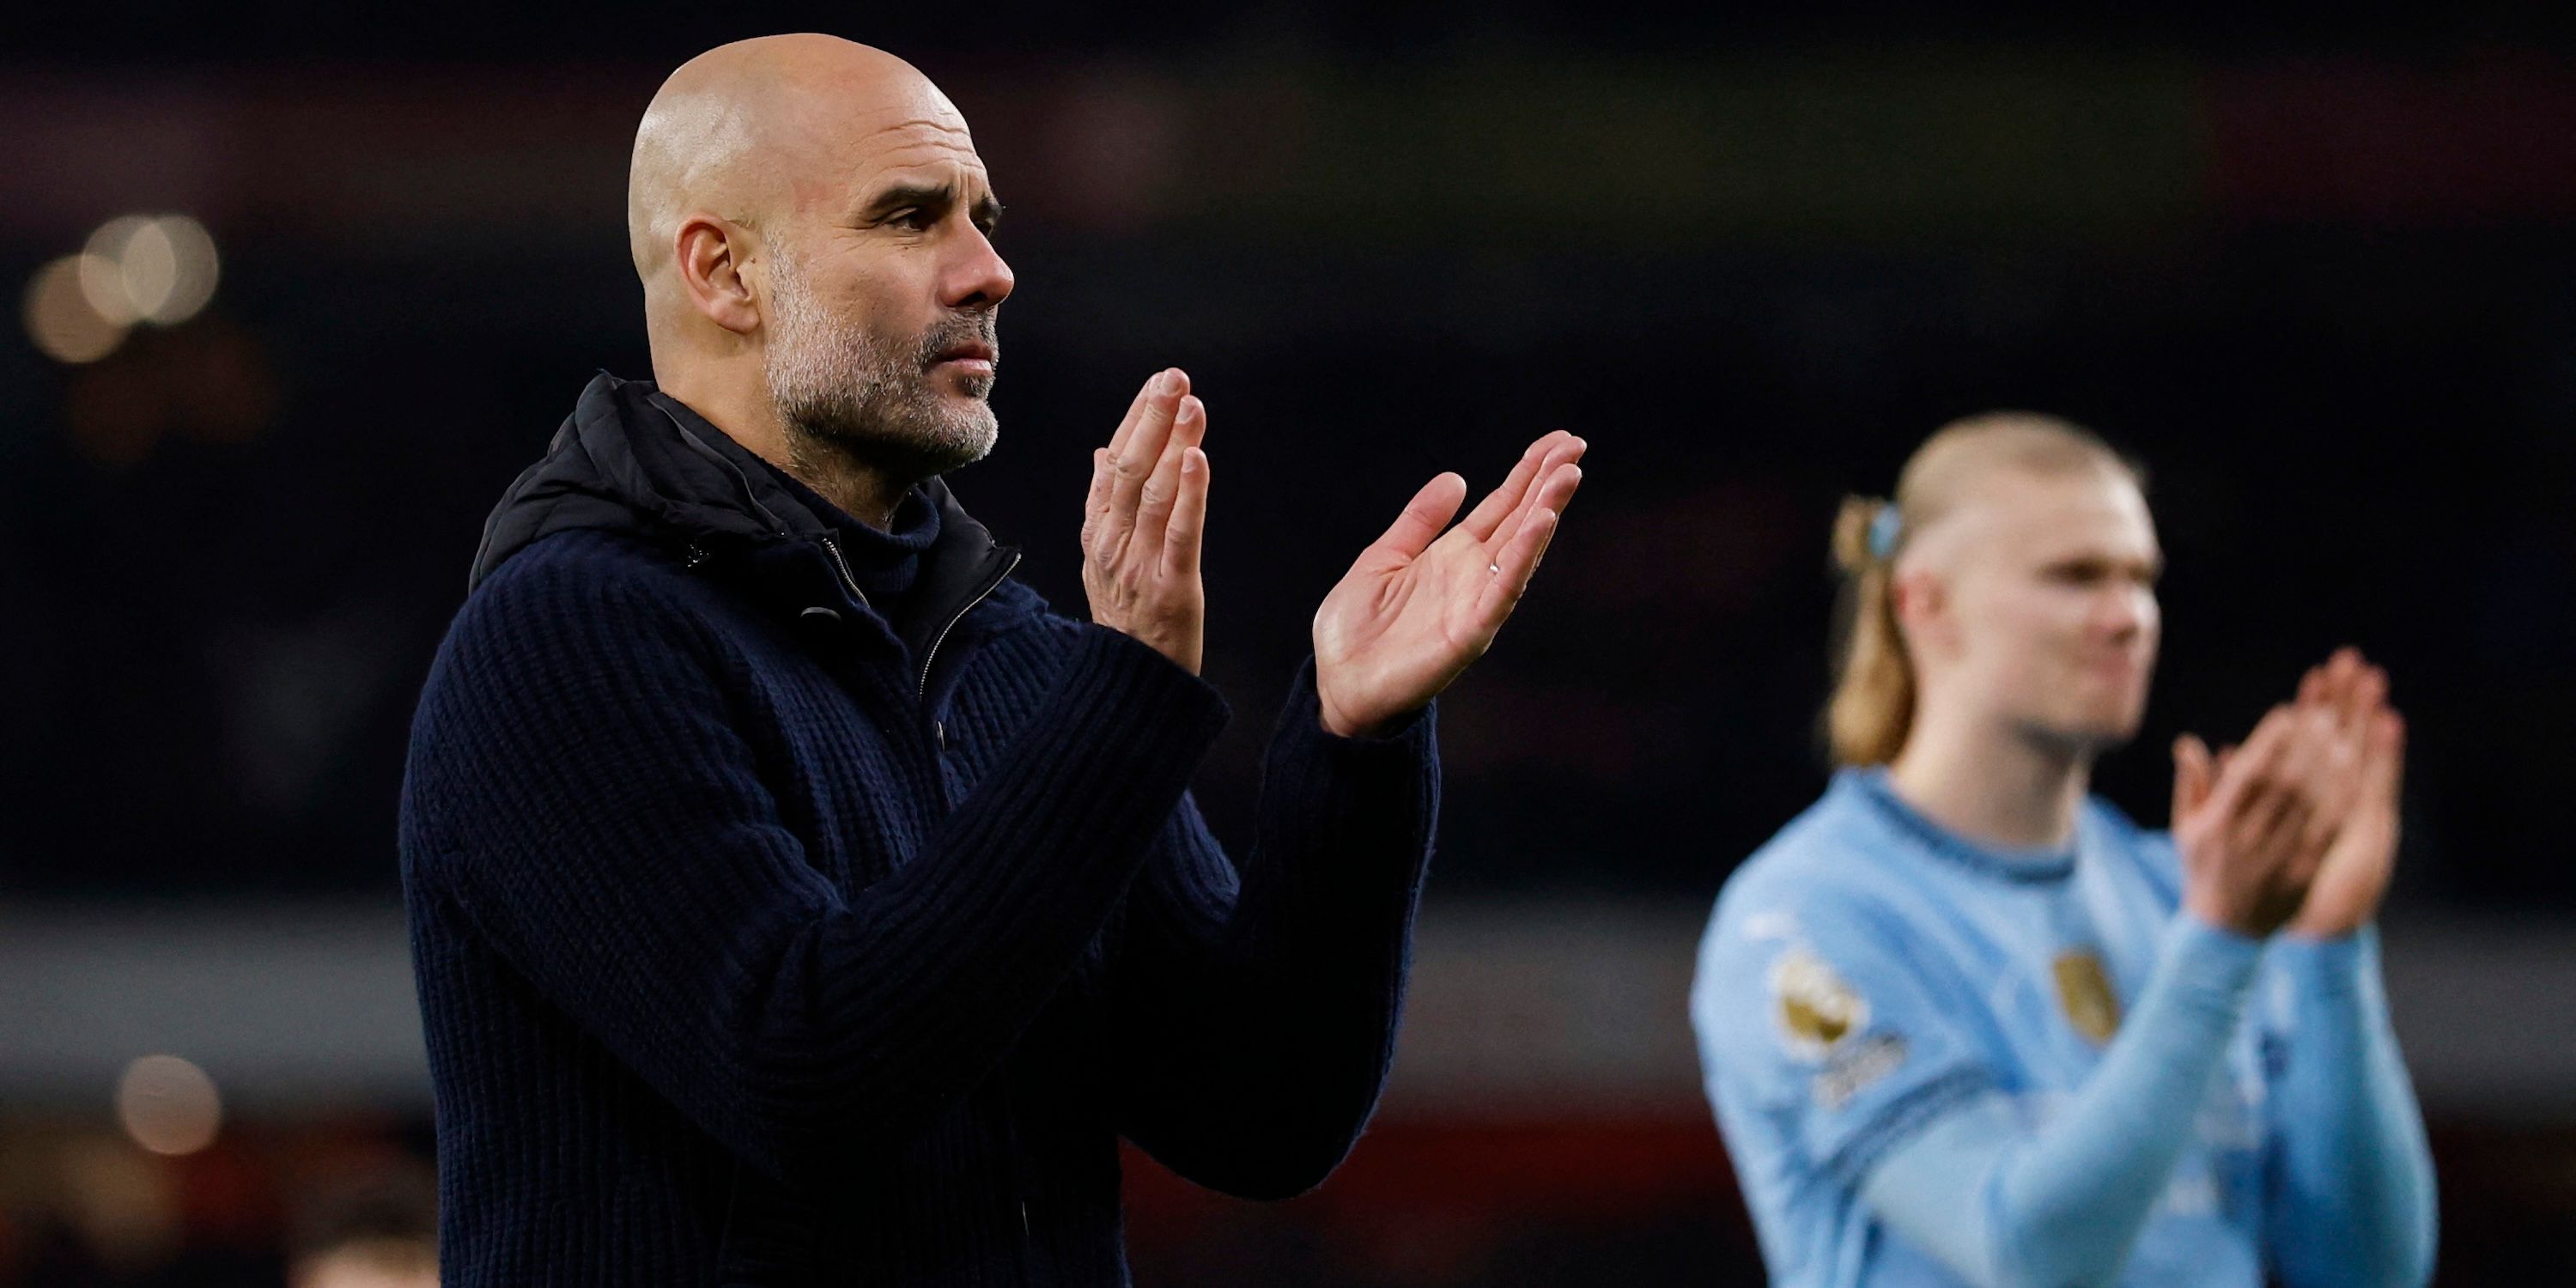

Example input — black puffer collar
[471,373,1038,679]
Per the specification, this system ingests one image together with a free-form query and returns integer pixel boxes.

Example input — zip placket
[918,550,1023,752]
[920,550,1023,700]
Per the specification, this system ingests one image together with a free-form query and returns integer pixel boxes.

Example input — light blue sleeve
[1693,889,1999,1194]
[1856,914,2263,1288]
[2259,928,2439,1287]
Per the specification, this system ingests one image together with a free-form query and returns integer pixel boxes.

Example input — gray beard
[762,251,999,484]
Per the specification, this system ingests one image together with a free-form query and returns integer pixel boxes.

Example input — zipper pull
[818,533,871,610]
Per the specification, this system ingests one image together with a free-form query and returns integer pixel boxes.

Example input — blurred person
[286,1169,435,1288]
[398,33,1583,1286]
[1691,414,2434,1287]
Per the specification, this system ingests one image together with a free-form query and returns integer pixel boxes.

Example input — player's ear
[674,214,762,336]
[1887,567,1946,653]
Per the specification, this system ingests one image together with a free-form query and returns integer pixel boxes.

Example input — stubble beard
[762,247,1000,486]
[2011,693,2148,767]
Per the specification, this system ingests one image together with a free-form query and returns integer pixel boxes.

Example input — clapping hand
[1310,431,1587,738]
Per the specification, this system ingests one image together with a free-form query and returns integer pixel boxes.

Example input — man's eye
[887,210,927,229]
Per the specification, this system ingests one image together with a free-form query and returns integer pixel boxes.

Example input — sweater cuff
[1279,654,1437,750]
[1271,658,1440,817]
[1064,623,1231,756]
[1254,657,1441,881]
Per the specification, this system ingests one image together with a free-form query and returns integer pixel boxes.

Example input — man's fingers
[2203,705,2295,820]
[1106,368,1182,461]
[2310,694,2372,826]
[2277,705,2331,788]
[1161,447,1211,580]
[2248,794,2316,869]
[2254,703,2346,867]
[1473,463,1582,627]
[2363,709,2407,811]
[1369,472,1471,563]
[2345,661,2387,735]
[1091,370,1182,562]
[1131,396,1205,554]
[1496,459,1584,554]
[2173,733,2214,820]
[1473,500,1559,631]
[1485,438,1588,551]
[2229,758,2316,874]
[1455,433,1558,542]
[1085,447,1115,524]
[2216,706,2293,785]
[1462,431,1583,543]
[1109,372,1189,526]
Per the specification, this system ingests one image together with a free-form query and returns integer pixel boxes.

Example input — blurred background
[6,2,2576,1283]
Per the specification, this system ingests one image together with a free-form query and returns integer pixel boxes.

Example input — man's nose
[2096,589,2150,640]
[944,224,1014,310]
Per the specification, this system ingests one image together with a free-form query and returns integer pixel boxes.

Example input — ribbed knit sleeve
[1109,658,1441,1200]
[405,550,1227,1185]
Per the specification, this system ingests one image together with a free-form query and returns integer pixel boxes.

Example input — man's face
[1931,469,2163,755]
[761,94,1014,478]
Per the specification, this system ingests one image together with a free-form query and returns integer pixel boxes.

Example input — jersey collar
[1843,768,2080,884]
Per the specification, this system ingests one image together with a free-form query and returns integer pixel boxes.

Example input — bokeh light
[116,1054,224,1157]
[81,214,221,327]
[77,215,152,324]
[23,253,131,363]
[142,215,221,323]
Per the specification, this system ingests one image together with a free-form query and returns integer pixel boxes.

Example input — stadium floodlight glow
[116,1054,225,1156]
[79,213,222,328]
[23,253,131,363]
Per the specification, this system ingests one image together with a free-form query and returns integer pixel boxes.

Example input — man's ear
[674,214,762,336]
[1888,566,1946,656]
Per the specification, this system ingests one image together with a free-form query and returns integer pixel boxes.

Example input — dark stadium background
[5,3,2575,1282]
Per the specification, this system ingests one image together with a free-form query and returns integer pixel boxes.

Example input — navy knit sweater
[398,375,1441,1285]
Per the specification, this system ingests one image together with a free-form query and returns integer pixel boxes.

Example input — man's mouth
[931,340,996,372]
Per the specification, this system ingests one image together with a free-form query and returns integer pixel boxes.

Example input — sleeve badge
[1771,944,1870,1061]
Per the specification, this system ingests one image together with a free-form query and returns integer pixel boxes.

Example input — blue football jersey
[1692,769,2285,1287]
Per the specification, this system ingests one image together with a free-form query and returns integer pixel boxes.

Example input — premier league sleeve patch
[1771,945,1868,1060]
[1771,944,1912,1110]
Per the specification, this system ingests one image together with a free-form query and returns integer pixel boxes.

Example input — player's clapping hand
[1082,368,1210,674]
[1311,431,1586,738]
[2286,649,2407,939]
[2170,648,2385,938]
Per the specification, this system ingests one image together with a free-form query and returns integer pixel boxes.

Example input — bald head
[628,35,963,284]
[624,35,1015,518]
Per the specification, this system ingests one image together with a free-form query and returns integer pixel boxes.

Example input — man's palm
[1313,432,1585,738]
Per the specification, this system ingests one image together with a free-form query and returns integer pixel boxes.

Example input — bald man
[398,34,1584,1286]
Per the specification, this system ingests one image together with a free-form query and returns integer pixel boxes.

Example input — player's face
[762,92,1014,475]
[1946,470,2162,754]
